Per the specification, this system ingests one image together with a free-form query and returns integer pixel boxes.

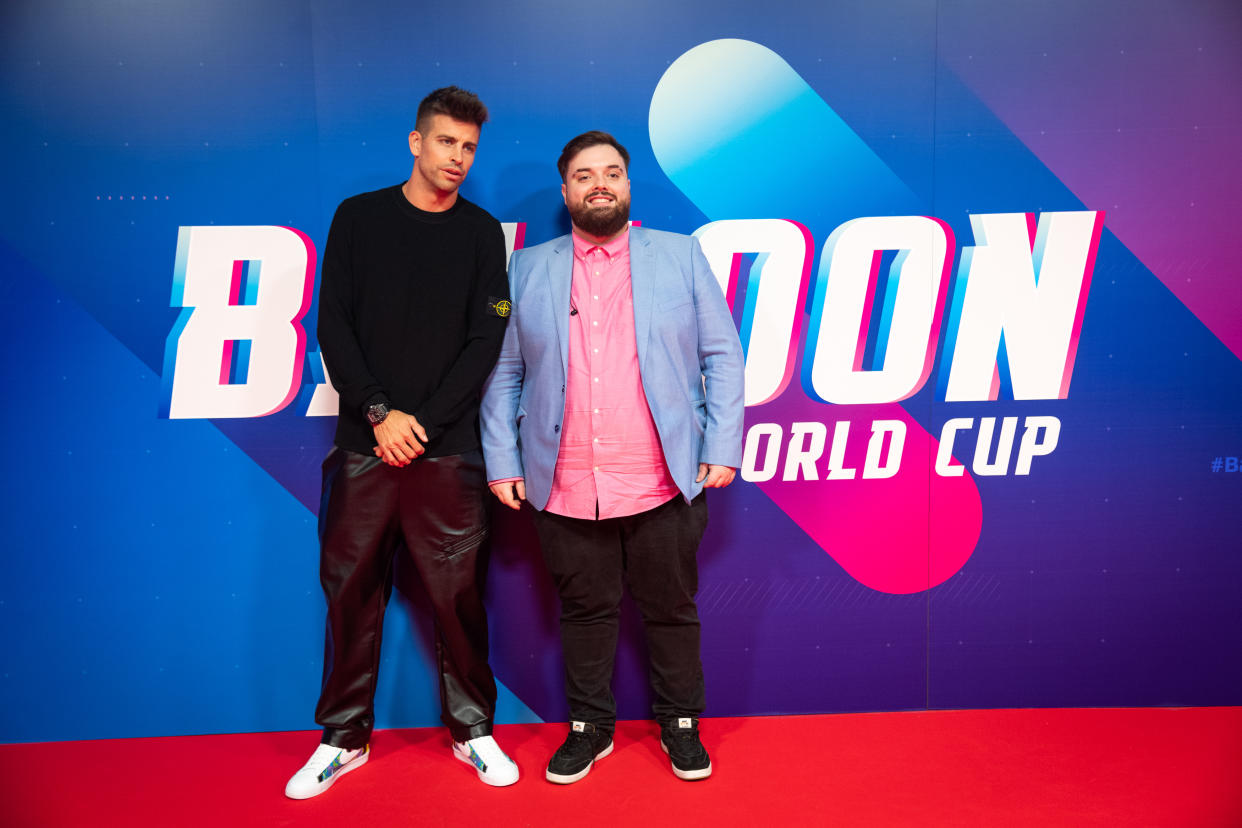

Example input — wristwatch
[365,402,390,426]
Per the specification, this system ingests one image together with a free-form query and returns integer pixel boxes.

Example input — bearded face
[562,143,633,240]
[566,187,631,239]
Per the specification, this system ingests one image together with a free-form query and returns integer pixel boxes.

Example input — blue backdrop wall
[2,0,1240,743]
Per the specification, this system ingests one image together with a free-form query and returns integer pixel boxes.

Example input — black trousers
[314,447,497,748]
[532,493,709,734]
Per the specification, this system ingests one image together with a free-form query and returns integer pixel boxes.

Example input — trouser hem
[321,727,370,750]
[448,721,493,743]
[566,717,616,735]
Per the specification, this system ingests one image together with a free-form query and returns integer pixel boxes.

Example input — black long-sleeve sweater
[317,184,510,456]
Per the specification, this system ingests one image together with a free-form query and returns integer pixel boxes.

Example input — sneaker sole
[660,739,712,781]
[285,749,369,800]
[545,740,614,784]
[452,744,520,787]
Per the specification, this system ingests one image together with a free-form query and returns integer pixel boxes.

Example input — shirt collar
[572,226,630,261]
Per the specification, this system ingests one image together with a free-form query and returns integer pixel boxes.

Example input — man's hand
[372,409,428,466]
[696,463,736,488]
[489,478,527,510]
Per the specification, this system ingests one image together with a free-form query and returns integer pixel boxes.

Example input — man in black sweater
[285,86,518,798]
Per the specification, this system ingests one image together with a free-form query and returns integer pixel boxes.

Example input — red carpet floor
[3,708,1240,827]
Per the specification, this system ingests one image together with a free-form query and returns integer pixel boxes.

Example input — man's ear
[409,130,422,158]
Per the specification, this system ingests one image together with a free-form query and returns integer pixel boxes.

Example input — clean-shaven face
[410,114,480,195]
[562,143,631,239]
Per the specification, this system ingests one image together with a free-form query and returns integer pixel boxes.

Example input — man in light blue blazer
[480,131,744,784]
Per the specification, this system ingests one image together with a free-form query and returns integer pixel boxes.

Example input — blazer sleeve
[691,236,746,467]
[480,249,528,482]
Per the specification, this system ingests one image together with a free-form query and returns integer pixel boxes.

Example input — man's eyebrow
[574,164,625,175]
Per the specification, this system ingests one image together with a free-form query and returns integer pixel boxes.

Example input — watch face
[366,403,389,425]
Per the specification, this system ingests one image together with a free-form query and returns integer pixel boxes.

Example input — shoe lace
[665,727,700,750]
[561,729,599,754]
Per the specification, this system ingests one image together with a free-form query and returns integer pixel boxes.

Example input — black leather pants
[314,447,497,748]
[532,494,709,733]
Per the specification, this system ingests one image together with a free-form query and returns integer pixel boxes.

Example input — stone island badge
[488,297,512,318]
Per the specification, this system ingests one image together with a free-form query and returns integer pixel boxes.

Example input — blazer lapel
[629,226,655,372]
[546,235,574,378]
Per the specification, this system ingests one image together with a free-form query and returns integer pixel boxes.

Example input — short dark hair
[415,86,489,133]
[557,131,630,181]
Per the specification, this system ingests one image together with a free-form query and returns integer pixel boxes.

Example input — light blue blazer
[479,226,745,511]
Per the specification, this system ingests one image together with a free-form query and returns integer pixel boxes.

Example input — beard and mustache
[567,190,631,239]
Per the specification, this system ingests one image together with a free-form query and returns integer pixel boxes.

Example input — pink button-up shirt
[541,228,679,519]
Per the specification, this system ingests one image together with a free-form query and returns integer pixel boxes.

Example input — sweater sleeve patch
[487,296,512,318]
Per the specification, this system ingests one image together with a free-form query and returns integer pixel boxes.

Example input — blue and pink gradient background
[1,0,1239,742]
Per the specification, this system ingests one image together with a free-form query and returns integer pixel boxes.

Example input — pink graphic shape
[734,217,982,594]
[753,402,982,595]
[218,340,234,386]
[227,259,245,306]
[1058,211,1105,398]
[725,251,743,310]
[263,226,317,417]
[756,217,975,594]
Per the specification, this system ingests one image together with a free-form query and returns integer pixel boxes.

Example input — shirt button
[593,437,599,443]
[593,295,599,300]
[593,408,599,414]
[593,348,599,354]
[593,377,599,382]
[592,320,598,326]
[593,465,599,471]
[554,425,560,432]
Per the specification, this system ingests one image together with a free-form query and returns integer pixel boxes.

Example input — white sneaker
[284,743,370,799]
[452,734,519,787]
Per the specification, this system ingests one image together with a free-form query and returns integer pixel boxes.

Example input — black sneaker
[546,721,613,784]
[660,717,712,780]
